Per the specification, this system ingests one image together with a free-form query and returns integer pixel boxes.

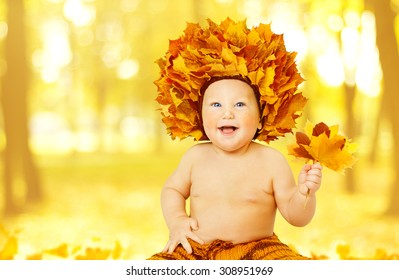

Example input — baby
[149,18,322,260]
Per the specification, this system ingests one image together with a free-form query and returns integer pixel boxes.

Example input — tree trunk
[370,0,399,215]
[1,0,42,215]
[343,84,356,193]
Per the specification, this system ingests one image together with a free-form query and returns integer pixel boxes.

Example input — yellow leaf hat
[155,18,307,142]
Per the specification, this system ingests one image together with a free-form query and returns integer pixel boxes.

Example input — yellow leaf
[112,241,122,259]
[373,248,388,260]
[75,247,111,260]
[336,243,351,260]
[27,253,43,260]
[44,243,69,258]
[0,224,9,237]
[288,121,357,173]
[72,245,82,255]
[0,236,18,260]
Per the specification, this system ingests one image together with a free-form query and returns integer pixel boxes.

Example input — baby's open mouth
[218,126,238,133]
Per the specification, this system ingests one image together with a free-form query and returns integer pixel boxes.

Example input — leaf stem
[304,188,310,209]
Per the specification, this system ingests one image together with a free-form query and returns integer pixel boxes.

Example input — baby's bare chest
[190,159,273,201]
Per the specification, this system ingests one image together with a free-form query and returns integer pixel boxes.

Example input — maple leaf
[287,121,357,173]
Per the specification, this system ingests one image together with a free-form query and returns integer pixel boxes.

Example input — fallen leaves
[333,243,399,260]
[0,224,123,260]
[0,224,18,260]
[3,221,398,259]
[287,121,357,173]
[0,236,18,260]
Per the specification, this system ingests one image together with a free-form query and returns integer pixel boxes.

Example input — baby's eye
[235,102,246,107]
[211,102,222,107]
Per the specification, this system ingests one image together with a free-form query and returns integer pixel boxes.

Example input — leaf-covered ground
[1,146,399,260]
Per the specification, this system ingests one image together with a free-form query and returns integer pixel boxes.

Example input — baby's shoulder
[181,142,212,160]
[250,142,287,162]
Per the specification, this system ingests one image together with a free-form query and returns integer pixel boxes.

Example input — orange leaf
[312,122,330,137]
[309,135,355,172]
[296,131,310,146]
[287,121,357,173]
[27,253,43,260]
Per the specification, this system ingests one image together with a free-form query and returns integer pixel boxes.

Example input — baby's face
[201,79,261,153]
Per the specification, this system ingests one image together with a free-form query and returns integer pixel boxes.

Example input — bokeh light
[1,0,399,261]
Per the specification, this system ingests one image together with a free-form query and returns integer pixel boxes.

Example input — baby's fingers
[311,162,323,173]
[180,238,193,254]
[305,174,322,192]
[304,181,319,192]
[162,240,176,254]
[313,162,323,168]
[162,237,194,254]
[187,231,204,246]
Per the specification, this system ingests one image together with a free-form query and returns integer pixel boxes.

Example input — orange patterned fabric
[148,233,309,260]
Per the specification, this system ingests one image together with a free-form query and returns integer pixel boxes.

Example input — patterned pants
[148,233,309,260]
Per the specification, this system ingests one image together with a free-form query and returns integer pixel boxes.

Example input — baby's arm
[272,152,323,227]
[160,148,204,254]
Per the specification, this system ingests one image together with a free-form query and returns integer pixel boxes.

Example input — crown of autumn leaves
[154,18,307,142]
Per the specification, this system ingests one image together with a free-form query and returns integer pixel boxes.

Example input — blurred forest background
[1,0,399,260]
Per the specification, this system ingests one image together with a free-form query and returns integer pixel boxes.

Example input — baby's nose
[223,109,234,119]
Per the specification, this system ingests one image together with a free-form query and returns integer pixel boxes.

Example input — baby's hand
[298,162,323,196]
[163,216,203,254]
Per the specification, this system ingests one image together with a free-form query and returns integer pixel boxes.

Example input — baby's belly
[190,202,276,244]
